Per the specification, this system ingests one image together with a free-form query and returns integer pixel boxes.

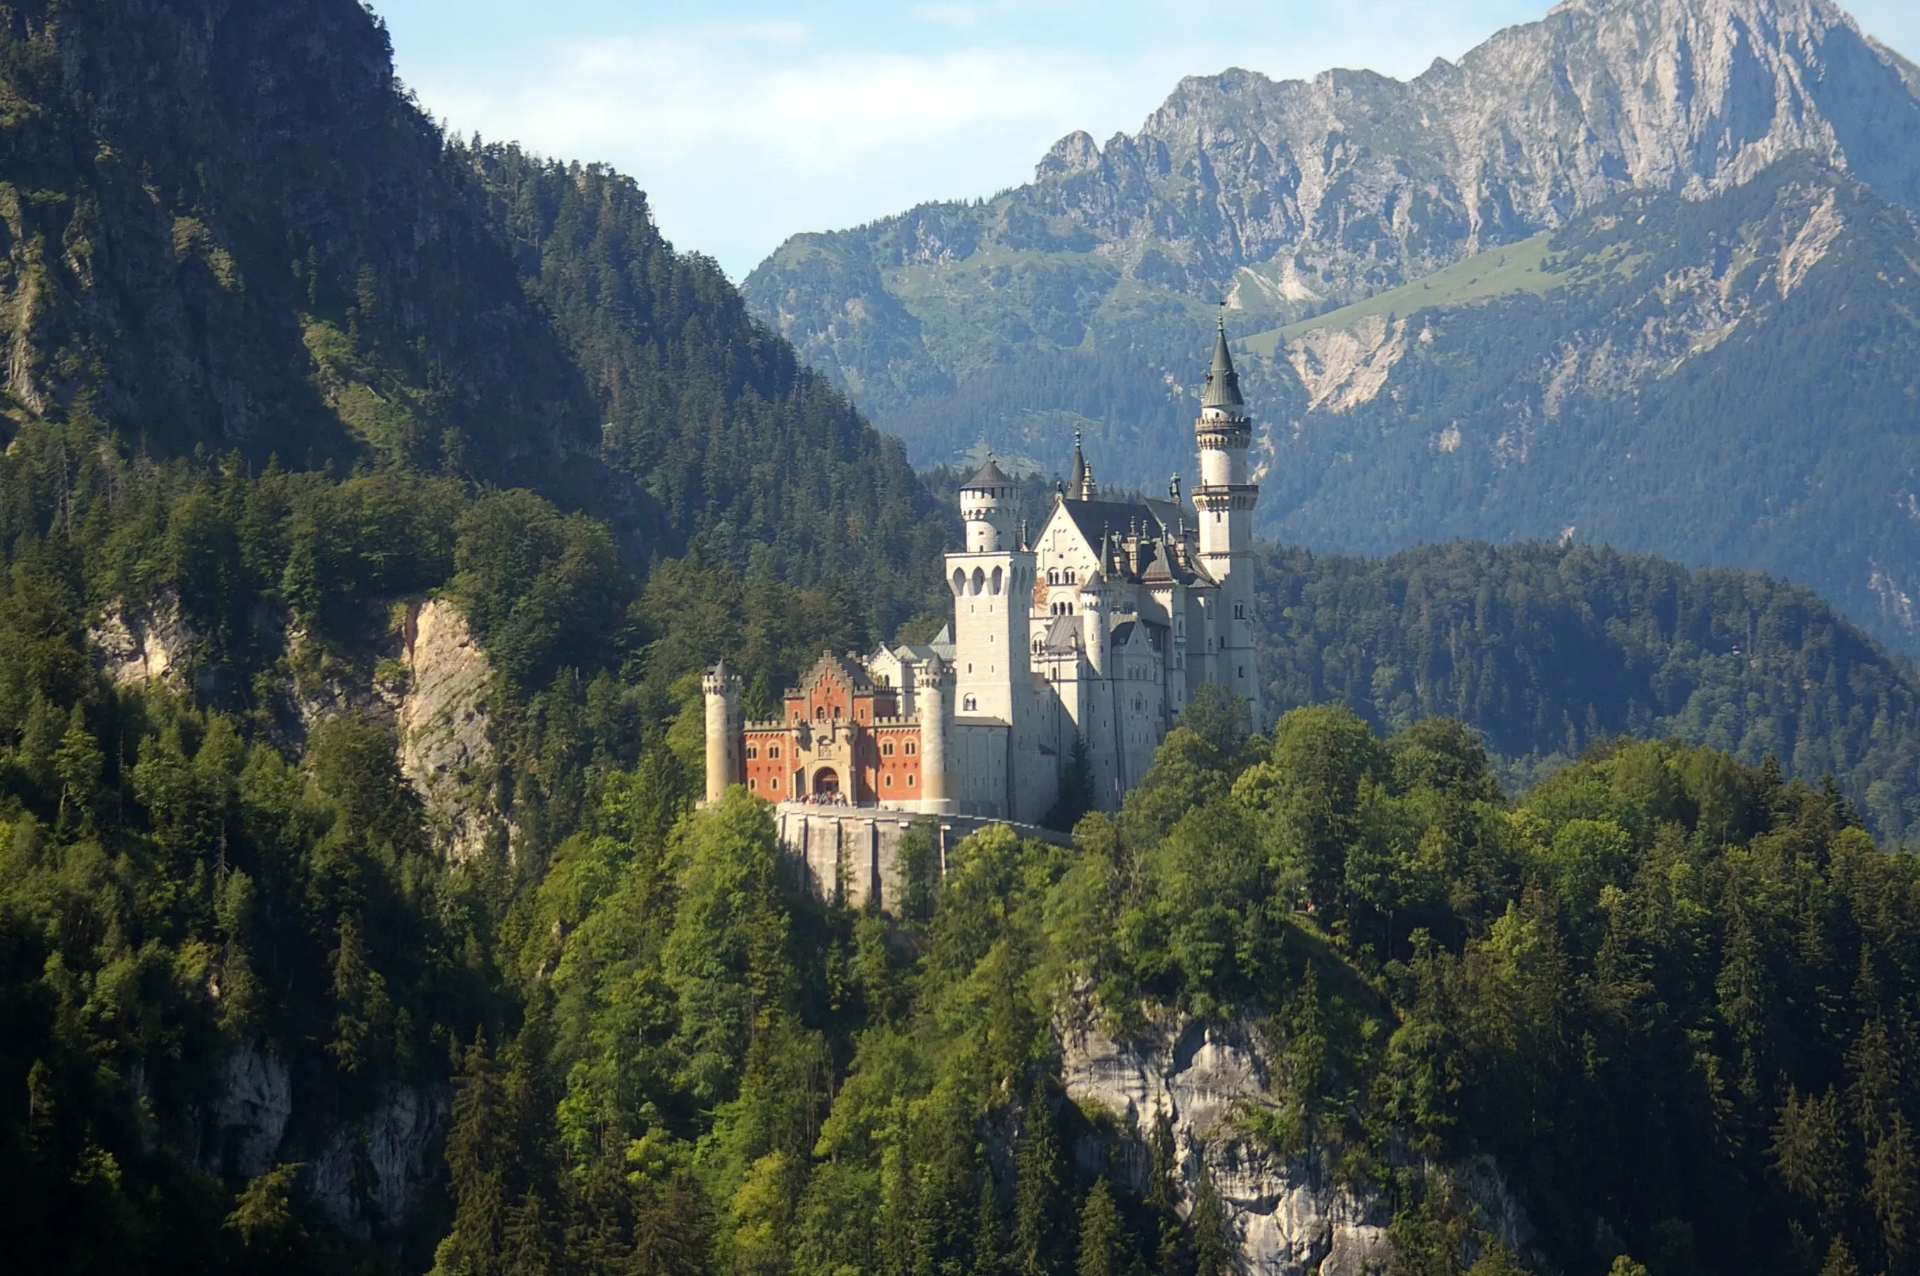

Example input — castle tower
[1193,320,1262,718]
[948,457,1040,818]
[949,457,1033,726]
[702,661,743,804]
[917,656,952,814]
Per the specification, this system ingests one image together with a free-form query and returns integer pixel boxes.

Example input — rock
[396,597,494,863]
[205,1045,293,1180]
[90,592,198,688]
[1061,1011,1531,1276]
[306,1084,451,1243]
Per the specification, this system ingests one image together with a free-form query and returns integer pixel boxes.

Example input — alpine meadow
[5,3,1920,1276]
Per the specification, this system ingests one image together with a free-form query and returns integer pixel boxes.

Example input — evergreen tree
[1015,1079,1064,1276]
[1043,735,1095,833]
[1189,1157,1234,1276]
[975,1166,1009,1276]
[1076,1181,1123,1276]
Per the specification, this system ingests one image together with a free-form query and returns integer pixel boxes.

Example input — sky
[370,0,1920,281]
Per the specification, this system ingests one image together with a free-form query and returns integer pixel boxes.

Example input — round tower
[917,656,951,814]
[1191,317,1262,721]
[959,455,1015,553]
[1080,569,1109,677]
[702,661,742,805]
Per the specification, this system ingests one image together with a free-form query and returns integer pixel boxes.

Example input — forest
[2,2,1920,1275]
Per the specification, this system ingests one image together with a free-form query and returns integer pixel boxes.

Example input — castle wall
[773,803,1068,915]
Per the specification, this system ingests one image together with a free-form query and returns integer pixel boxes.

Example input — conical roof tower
[1200,315,1244,411]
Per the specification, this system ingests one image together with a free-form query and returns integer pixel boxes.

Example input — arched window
[952,568,966,595]
[963,695,978,713]
[990,566,1003,595]
[971,567,985,595]
[815,706,826,720]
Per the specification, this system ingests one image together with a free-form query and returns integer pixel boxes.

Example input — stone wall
[773,803,1065,913]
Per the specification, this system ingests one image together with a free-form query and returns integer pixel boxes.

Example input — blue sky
[371,0,1920,280]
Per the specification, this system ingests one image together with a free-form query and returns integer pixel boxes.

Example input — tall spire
[1069,429,1096,500]
[1200,313,1244,411]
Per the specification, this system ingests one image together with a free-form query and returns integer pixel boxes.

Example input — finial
[1169,474,1181,502]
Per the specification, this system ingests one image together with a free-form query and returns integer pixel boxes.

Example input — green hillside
[1243,232,1559,355]
[4,4,1920,1276]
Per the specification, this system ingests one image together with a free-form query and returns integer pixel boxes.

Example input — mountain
[0,0,949,626]
[742,0,1920,650]
[1255,537,1920,840]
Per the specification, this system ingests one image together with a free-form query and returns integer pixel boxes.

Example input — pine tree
[1818,1235,1858,1276]
[974,1166,1009,1276]
[1146,1106,1181,1276]
[1015,1079,1063,1276]
[1043,735,1095,832]
[1188,1156,1234,1276]
[1077,1180,1123,1276]
[434,1035,511,1276]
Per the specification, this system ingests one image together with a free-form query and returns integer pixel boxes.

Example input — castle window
[746,745,758,759]
[991,566,1003,595]
[748,779,757,791]
[884,774,893,787]
[963,695,978,712]
[907,774,916,786]
[770,777,780,790]
[1234,603,1245,619]
[905,742,917,755]
[816,706,826,720]
[883,741,895,756]
[769,746,781,759]
[1238,666,1245,679]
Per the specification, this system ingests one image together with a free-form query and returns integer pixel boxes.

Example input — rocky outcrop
[90,592,198,688]
[307,1084,451,1243]
[1061,1012,1533,1276]
[1063,1014,1395,1276]
[206,1046,294,1181]
[396,597,494,863]
[197,1045,448,1243]
[1287,318,1408,414]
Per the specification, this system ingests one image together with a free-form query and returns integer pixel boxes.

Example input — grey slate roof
[963,456,1014,489]
[1201,321,1245,410]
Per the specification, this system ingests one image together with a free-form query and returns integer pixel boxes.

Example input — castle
[704,324,1260,825]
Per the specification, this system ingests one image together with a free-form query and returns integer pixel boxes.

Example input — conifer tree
[1188,1157,1233,1276]
[1076,1180,1123,1276]
[1015,1078,1063,1276]
[974,1166,1009,1276]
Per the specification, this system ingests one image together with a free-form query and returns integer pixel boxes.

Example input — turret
[1191,318,1261,720]
[1068,430,1096,501]
[917,657,951,814]
[1080,570,1109,676]
[960,456,1015,553]
[702,661,742,804]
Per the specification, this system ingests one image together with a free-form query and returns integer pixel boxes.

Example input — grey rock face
[205,1046,294,1180]
[744,0,1920,409]
[308,1084,451,1242]
[1061,1013,1395,1276]
[1060,1012,1533,1276]
[397,597,495,863]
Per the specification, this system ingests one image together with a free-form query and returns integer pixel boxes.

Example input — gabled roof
[1058,498,1169,547]
[789,650,874,699]
[1039,615,1080,655]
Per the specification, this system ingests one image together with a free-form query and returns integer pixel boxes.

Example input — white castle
[704,324,1260,825]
